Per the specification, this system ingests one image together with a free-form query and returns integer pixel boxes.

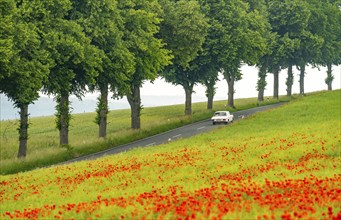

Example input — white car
[211,111,233,125]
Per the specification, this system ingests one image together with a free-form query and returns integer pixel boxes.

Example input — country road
[60,102,286,165]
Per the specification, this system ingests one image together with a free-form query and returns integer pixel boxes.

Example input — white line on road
[173,134,182,138]
[146,142,156,146]
[197,126,206,130]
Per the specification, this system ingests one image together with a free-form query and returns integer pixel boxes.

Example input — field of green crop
[1,90,340,219]
[0,97,283,174]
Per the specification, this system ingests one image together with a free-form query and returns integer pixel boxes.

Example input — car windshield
[215,112,226,116]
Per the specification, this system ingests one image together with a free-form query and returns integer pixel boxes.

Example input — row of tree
[1,0,340,158]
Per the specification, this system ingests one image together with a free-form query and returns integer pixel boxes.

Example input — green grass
[0,90,340,219]
[0,96,286,174]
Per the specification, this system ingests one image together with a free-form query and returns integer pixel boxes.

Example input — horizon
[1,65,340,121]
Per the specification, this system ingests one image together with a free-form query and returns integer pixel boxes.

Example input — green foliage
[256,64,267,91]
[266,0,327,95]
[20,0,104,142]
[197,0,269,107]
[42,19,102,98]
[159,0,208,69]
[17,118,29,141]
[16,0,102,100]
[68,0,135,136]
[268,0,310,37]
[159,0,209,108]
[0,0,15,80]
[0,0,49,107]
[325,67,334,85]
[267,0,325,67]
[119,0,172,85]
[315,0,341,67]
[54,94,72,130]
[70,0,134,96]
[202,68,219,97]
[265,1,302,71]
[94,95,108,126]
[0,0,51,157]
[118,0,173,128]
[202,0,268,71]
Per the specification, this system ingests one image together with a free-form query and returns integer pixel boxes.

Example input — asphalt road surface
[60,102,286,165]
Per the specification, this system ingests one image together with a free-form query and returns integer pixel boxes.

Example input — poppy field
[1,91,340,219]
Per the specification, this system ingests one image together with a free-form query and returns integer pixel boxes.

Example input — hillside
[1,90,340,219]
[0,97,283,174]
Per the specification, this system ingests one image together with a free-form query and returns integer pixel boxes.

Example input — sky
[140,64,341,99]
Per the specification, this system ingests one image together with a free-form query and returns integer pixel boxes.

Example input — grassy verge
[1,96,287,174]
[0,90,340,219]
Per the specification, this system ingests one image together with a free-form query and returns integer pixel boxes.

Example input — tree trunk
[273,66,279,99]
[299,64,305,95]
[258,87,265,102]
[257,64,267,102]
[184,85,193,115]
[127,84,141,129]
[98,83,108,138]
[286,64,293,96]
[205,80,215,110]
[17,104,29,158]
[226,75,235,108]
[325,63,333,91]
[207,94,213,110]
[58,92,70,145]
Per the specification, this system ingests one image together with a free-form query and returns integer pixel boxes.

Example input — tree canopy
[200,0,268,107]
[69,0,134,137]
[0,0,49,158]
[119,0,172,129]
[315,0,341,90]
[27,0,103,145]
[159,0,209,115]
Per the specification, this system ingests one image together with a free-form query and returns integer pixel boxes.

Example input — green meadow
[0,90,340,219]
[1,96,284,174]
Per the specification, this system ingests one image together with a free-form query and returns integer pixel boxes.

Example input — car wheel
[213,122,216,125]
